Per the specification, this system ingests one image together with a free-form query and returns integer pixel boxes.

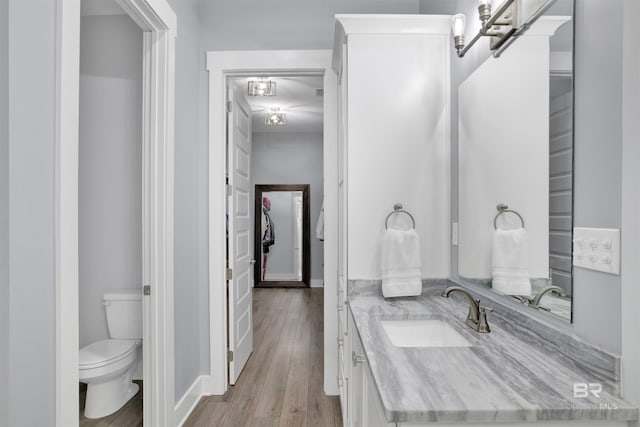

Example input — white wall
[0,0,9,423]
[78,14,143,348]
[458,36,549,280]
[345,33,450,280]
[252,132,324,282]
[7,1,57,425]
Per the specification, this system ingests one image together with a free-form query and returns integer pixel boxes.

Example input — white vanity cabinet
[347,305,394,427]
[332,14,452,282]
[333,14,453,427]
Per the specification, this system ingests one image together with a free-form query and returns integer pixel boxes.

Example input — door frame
[55,1,177,425]
[254,184,311,288]
[206,50,338,395]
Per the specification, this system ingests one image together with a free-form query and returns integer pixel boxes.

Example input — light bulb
[478,0,492,23]
[451,14,466,38]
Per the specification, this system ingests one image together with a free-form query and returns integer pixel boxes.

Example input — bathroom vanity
[331,12,638,427]
[340,282,638,426]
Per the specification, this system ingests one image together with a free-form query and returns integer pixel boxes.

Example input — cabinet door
[349,326,365,427]
[338,361,348,427]
[363,364,394,427]
[349,306,394,427]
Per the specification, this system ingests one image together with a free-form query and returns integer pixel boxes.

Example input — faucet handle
[477,306,493,333]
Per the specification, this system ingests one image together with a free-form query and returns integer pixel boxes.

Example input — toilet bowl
[79,339,141,419]
[79,288,143,419]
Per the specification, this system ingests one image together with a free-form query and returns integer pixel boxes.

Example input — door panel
[228,81,253,384]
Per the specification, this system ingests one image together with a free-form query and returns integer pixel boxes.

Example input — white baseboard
[310,279,324,288]
[175,375,208,427]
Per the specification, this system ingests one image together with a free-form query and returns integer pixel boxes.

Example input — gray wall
[444,0,625,354]
[0,0,9,424]
[571,0,623,353]
[6,0,57,425]
[167,0,211,401]
[252,132,325,283]
[198,0,420,51]
[79,15,143,348]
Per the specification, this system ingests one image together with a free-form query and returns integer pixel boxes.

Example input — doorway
[78,9,143,425]
[225,72,324,383]
[55,1,176,425]
[207,50,339,396]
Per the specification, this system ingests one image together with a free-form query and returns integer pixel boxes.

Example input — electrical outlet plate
[573,227,620,275]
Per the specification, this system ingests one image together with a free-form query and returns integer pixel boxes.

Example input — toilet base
[83,366,139,419]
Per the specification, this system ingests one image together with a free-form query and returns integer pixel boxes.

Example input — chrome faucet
[441,286,492,333]
[528,285,564,309]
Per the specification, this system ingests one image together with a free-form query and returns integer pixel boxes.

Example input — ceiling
[233,76,324,134]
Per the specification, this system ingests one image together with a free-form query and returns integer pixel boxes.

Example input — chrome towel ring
[385,203,416,230]
[494,203,525,230]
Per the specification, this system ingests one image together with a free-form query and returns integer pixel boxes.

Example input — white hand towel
[381,228,422,298]
[491,227,531,295]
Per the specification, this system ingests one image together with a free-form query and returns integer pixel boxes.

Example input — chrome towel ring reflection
[494,203,525,230]
[385,204,416,230]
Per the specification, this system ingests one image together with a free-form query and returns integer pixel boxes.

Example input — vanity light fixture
[452,0,558,58]
[248,78,276,96]
[265,108,287,126]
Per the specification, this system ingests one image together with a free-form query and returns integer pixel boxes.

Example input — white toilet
[79,288,142,419]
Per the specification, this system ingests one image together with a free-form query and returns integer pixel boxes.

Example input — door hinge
[226,101,232,113]
[226,184,233,197]
[227,349,234,361]
[226,268,233,280]
[143,285,151,296]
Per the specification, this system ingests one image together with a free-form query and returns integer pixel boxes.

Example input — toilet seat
[80,339,140,370]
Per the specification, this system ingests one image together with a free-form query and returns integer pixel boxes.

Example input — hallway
[184,288,342,427]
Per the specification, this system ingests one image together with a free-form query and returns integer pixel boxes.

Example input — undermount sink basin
[380,319,472,348]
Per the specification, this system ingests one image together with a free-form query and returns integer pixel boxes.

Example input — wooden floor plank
[278,307,312,426]
[182,288,342,427]
[251,417,280,427]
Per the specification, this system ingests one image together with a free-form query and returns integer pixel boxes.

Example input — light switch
[573,227,620,275]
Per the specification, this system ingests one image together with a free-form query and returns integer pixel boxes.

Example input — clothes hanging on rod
[261,197,275,280]
[315,200,325,241]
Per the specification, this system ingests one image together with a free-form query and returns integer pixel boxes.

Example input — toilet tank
[103,288,143,339]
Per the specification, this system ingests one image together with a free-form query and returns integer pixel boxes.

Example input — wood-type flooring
[80,287,341,427]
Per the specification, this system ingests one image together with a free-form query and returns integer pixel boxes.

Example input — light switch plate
[573,227,620,275]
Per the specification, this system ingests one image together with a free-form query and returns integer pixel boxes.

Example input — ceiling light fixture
[265,108,286,126]
[452,0,558,58]
[248,78,276,96]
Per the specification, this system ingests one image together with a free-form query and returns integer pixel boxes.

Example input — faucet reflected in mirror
[457,0,574,322]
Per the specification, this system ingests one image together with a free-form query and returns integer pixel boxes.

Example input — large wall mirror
[254,184,310,287]
[458,1,574,321]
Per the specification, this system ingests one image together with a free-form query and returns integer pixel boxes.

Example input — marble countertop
[348,284,639,424]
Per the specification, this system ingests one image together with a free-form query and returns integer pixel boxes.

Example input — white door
[227,81,253,384]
